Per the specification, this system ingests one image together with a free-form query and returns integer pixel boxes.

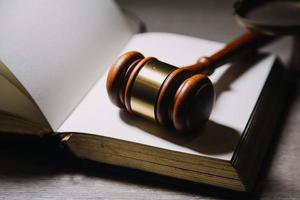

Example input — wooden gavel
[106,32,276,133]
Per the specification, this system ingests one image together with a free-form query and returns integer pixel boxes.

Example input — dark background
[0,0,299,199]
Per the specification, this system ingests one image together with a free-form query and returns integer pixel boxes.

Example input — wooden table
[0,1,299,199]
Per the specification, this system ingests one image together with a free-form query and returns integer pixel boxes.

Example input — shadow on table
[0,133,246,199]
[250,72,298,199]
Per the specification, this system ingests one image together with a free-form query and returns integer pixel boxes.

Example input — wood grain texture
[106,51,144,108]
[0,0,299,199]
[172,74,214,133]
[183,32,276,73]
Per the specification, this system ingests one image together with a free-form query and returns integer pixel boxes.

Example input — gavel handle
[183,32,277,74]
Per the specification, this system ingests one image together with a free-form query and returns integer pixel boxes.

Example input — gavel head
[106,51,214,134]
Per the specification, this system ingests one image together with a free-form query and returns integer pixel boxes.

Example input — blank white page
[59,32,275,161]
[0,0,133,130]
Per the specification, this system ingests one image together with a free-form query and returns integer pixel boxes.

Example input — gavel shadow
[120,52,269,155]
[214,52,269,100]
[120,111,240,155]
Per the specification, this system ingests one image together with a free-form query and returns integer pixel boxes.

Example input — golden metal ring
[130,59,177,121]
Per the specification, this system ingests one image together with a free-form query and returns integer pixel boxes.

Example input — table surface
[1,0,299,199]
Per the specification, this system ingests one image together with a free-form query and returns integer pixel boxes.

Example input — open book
[0,0,288,191]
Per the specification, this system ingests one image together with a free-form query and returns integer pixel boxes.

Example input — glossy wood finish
[172,74,214,133]
[183,32,276,74]
[106,51,144,108]
[106,32,276,133]
[156,68,192,126]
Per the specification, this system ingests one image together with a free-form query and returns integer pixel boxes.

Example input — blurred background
[117,0,296,69]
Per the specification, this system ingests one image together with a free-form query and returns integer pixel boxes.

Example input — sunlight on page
[58,33,274,161]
